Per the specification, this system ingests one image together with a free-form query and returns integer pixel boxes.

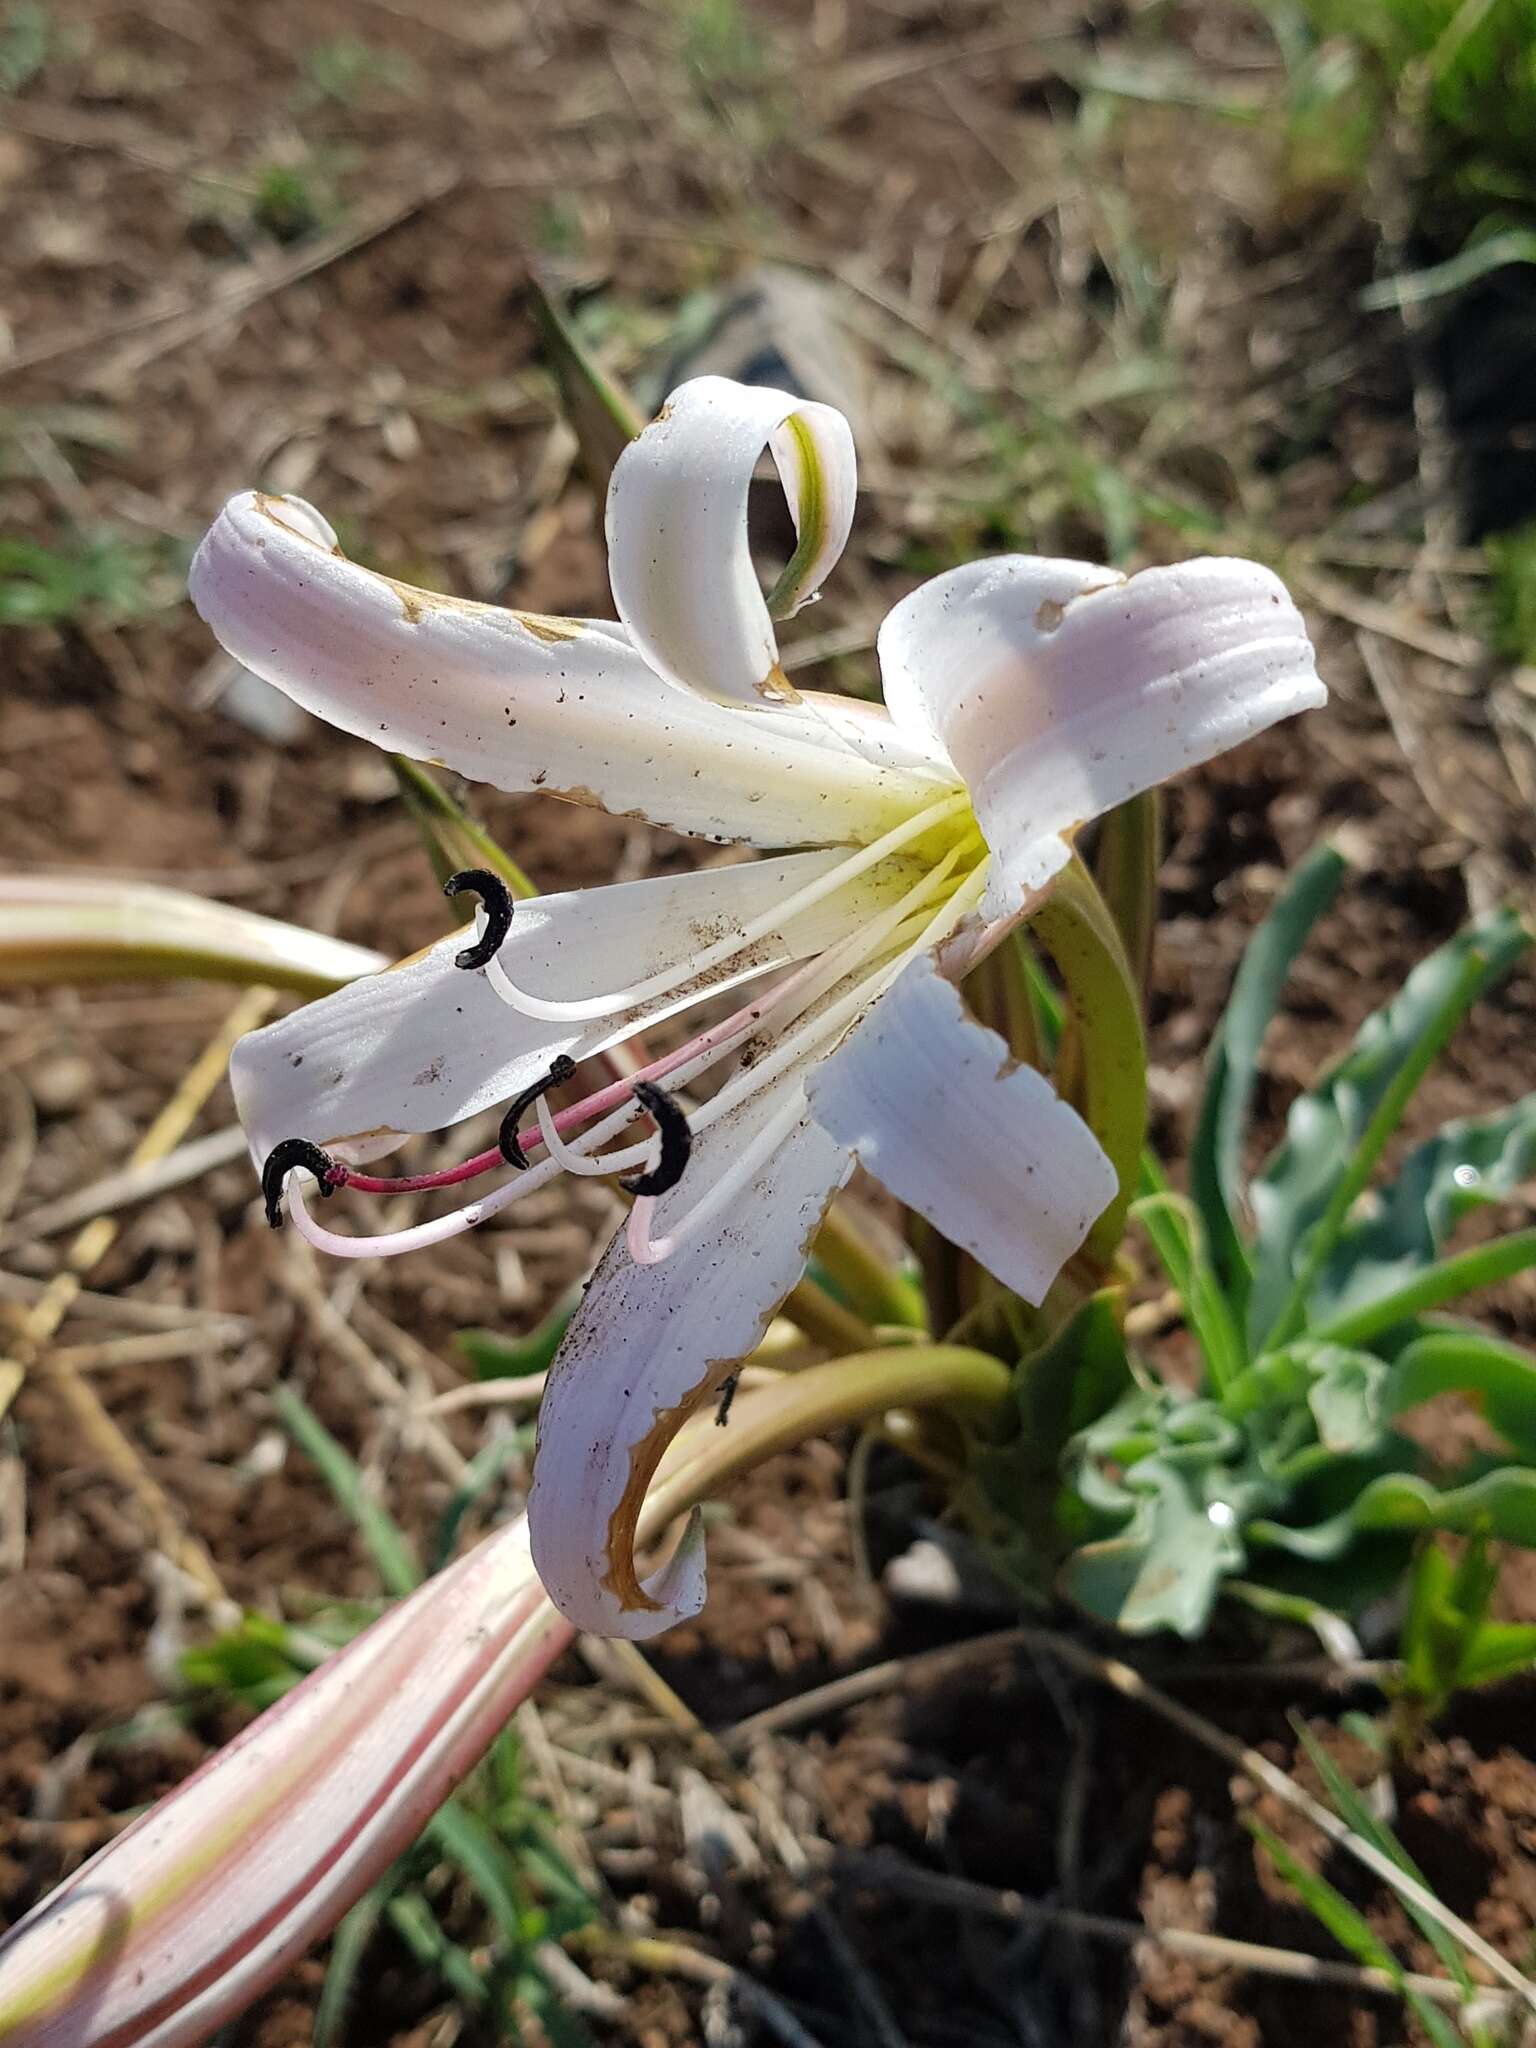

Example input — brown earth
[4,1,1536,2043]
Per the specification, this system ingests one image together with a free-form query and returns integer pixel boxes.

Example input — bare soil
[4,2,1536,2043]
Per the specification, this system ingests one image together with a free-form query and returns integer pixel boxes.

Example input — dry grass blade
[275,1249,470,1486]
[0,987,273,1600]
[0,1125,248,1251]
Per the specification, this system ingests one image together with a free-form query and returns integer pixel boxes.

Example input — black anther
[619,1080,693,1197]
[444,868,514,971]
[498,1055,577,1169]
[714,1370,741,1428]
[260,1137,338,1230]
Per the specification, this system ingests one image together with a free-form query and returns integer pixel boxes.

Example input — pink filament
[326,968,809,1200]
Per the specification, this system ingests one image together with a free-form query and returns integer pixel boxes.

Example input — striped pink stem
[0,1517,571,2048]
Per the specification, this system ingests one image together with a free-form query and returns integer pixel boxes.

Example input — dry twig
[838,1851,1514,2017]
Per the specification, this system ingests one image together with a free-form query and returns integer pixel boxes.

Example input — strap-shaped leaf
[1310,1093,1536,1325]
[1290,1713,1475,1997]
[1129,1190,1245,1392]
[1190,840,1348,1305]
[1245,1819,1464,2048]
[526,271,643,498]
[0,876,386,994]
[1248,905,1531,1350]
[390,756,537,901]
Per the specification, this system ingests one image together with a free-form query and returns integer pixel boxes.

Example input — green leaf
[430,1428,533,1574]
[526,271,644,498]
[427,1801,530,1946]
[1248,906,1531,1350]
[271,1383,421,1596]
[1457,1620,1536,1688]
[1307,1349,1388,1455]
[1057,1385,1262,1637]
[389,756,536,902]
[1386,1331,1536,1460]
[179,1611,309,1708]
[1253,1465,1536,1561]
[1027,854,1149,1265]
[315,1881,393,2048]
[1313,1094,1536,1326]
[1061,1452,1246,1636]
[1402,1538,1459,1709]
[1315,1229,1536,1349]
[1291,1714,1475,1997]
[455,1286,582,1380]
[1244,1819,1465,2048]
[1359,225,1536,312]
[384,1891,489,2007]
[1130,1191,1245,1391]
[1191,840,1348,1302]
[964,1291,1132,1596]
[1012,1290,1134,1456]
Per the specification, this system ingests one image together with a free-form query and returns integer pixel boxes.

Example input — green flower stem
[781,1274,880,1356]
[1028,855,1148,1266]
[1093,789,1162,1013]
[1260,951,1487,1353]
[1313,1228,1536,1349]
[814,1204,928,1332]
[646,1345,1012,1534]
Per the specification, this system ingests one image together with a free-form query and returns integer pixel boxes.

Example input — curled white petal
[605,376,857,707]
[529,1082,852,1638]
[190,490,930,850]
[806,952,1117,1303]
[878,554,1328,912]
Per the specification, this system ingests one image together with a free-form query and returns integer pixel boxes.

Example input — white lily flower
[189,374,1327,1640]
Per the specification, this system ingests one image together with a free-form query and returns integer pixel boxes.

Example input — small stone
[27,1054,94,1115]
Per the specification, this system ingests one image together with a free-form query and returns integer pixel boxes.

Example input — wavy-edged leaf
[1060,1451,1246,1637]
[1248,906,1531,1350]
[1306,1349,1388,1456]
[1191,840,1348,1299]
[1386,1331,1536,1460]
[1253,1465,1536,1561]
